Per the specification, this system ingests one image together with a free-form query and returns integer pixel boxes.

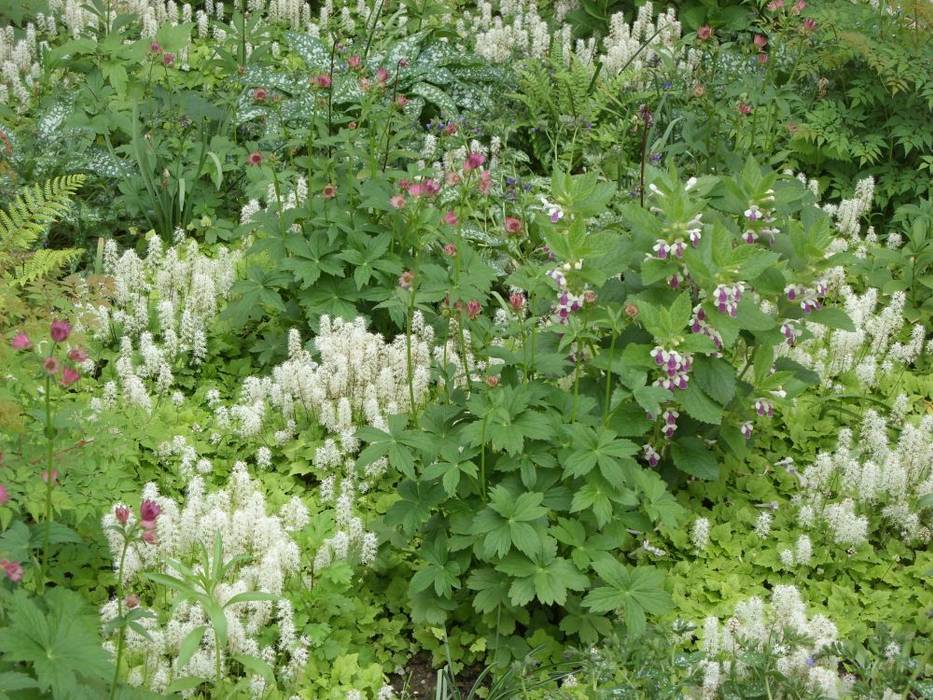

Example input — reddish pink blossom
[697,25,713,41]
[10,332,30,350]
[313,74,332,88]
[399,270,415,289]
[478,170,491,195]
[0,484,8,505]
[485,375,499,388]
[114,505,130,525]
[442,211,458,226]
[375,67,390,83]
[253,87,269,102]
[445,171,461,187]
[395,95,409,108]
[408,182,428,197]
[348,121,358,129]
[802,17,816,31]
[754,34,768,49]
[140,499,161,522]
[50,320,71,343]
[791,0,806,13]
[466,300,482,319]
[390,194,406,209]
[463,152,485,171]
[43,357,60,375]
[347,54,362,70]
[322,183,337,199]
[149,41,162,54]
[1,560,23,583]
[443,243,458,256]
[509,292,526,312]
[443,122,459,136]
[738,102,753,115]
[504,216,523,235]
[40,469,58,484]
[757,52,769,64]
[162,52,175,66]
[68,347,88,362]
[767,0,784,8]
[247,151,263,167]
[142,529,157,545]
[61,367,80,387]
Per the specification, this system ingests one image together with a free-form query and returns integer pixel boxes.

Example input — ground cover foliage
[0,0,930,697]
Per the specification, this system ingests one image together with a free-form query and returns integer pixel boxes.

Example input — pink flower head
[253,87,269,102]
[125,594,140,609]
[485,375,499,388]
[463,152,485,171]
[114,505,130,525]
[442,211,459,226]
[697,25,713,41]
[408,181,427,197]
[446,171,461,187]
[443,243,458,256]
[247,151,263,167]
[322,183,337,199]
[142,528,158,545]
[509,292,526,312]
[0,484,8,505]
[738,102,753,115]
[10,332,31,350]
[1,560,23,583]
[40,469,58,484]
[313,74,332,88]
[757,52,769,65]
[359,77,371,92]
[162,52,175,66]
[395,95,409,108]
[375,67,390,83]
[791,0,806,13]
[504,216,523,235]
[347,54,362,70]
[802,17,816,31]
[443,122,459,136]
[767,0,785,9]
[754,34,768,49]
[399,270,415,289]
[140,499,161,523]
[43,357,60,375]
[149,41,162,54]
[61,367,80,387]
[50,320,71,343]
[68,347,88,362]
[478,170,492,195]
[390,194,406,209]
[466,300,482,320]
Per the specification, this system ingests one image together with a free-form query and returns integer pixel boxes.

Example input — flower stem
[40,369,54,584]
[109,540,129,700]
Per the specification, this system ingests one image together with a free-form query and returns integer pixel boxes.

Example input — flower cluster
[696,585,846,698]
[794,410,932,548]
[100,463,311,694]
[650,346,693,392]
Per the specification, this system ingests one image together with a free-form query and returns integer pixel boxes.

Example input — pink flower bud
[504,216,523,235]
[124,594,140,609]
[10,332,31,350]
[390,194,406,209]
[50,320,71,343]
[140,499,161,523]
[697,25,713,41]
[1,559,23,583]
[322,184,337,199]
[442,211,458,226]
[463,152,485,171]
[43,357,60,375]
[0,484,8,505]
[114,505,130,525]
[466,300,482,320]
[61,367,80,387]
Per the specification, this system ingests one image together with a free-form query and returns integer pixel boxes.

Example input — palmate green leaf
[356,414,433,479]
[473,487,547,558]
[583,560,671,635]
[385,480,446,535]
[499,541,589,607]
[0,589,112,698]
[466,568,511,614]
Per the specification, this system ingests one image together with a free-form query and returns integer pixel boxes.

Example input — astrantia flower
[697,25,713,41]
[504,216,523,235]
[0,484,8,505]
[10,332,30,350]
[313,74,332,88]
[754,34,768,49]
[322,184,337,199]
[61,367,80,387]
[114,504,130,525]
[347,54,362,70]
[463,151,485,171]
[442,211,458,226]
[398,271,414,289]
[43,357,60,375]
[738,102,752,115]
[443,243,457,256]
[139,499,161,525]
[466,300,482,320]
[67,347,88,362]
[0,560,23,583]
[389,194,406,209]
[247,151,263,167]
[50,320,71,342]
[252,87,268,102]
[162,52,174,66]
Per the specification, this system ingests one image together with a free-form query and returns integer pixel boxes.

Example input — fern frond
[15,247,83,287]
[0,174,85,255]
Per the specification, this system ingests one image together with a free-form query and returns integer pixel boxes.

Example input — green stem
[479,416,488,501]
[603,332,617,425]
[40,368,54,583]
[109,540,129,699]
